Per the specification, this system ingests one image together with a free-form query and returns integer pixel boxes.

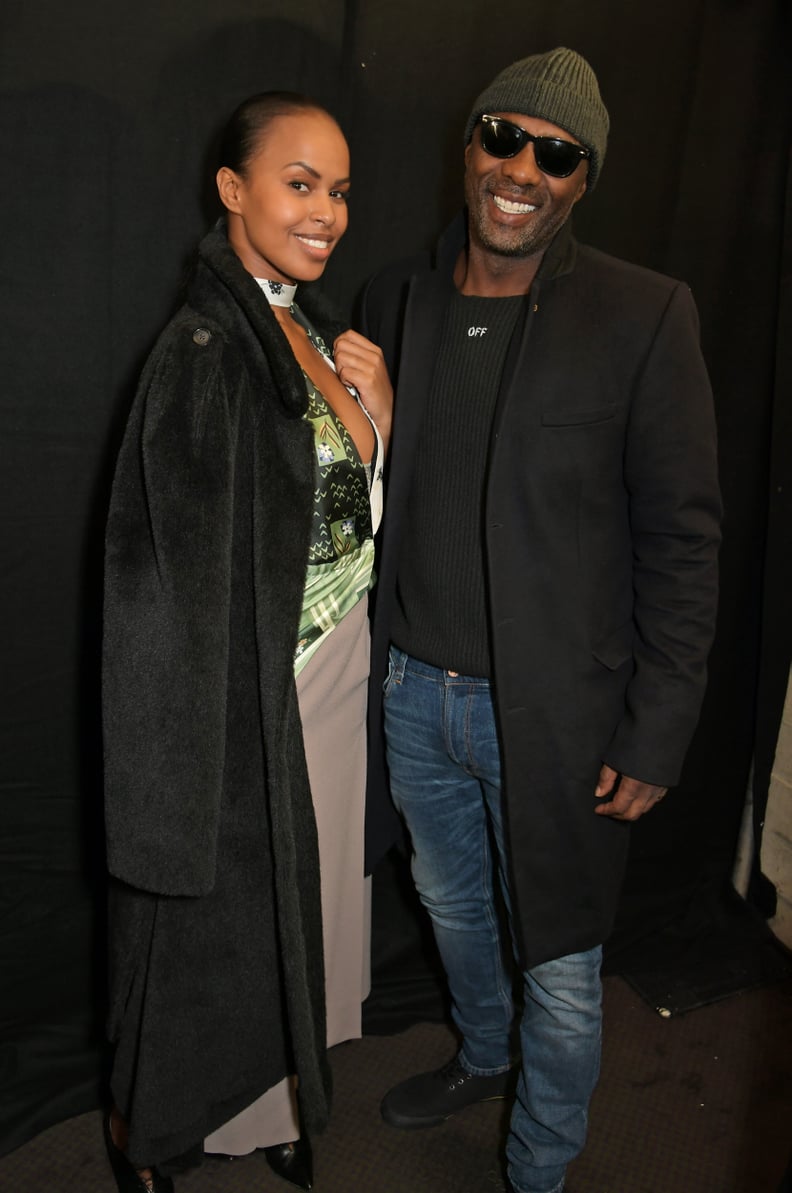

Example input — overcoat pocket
[592,620,634,671]
[541,404,617,427]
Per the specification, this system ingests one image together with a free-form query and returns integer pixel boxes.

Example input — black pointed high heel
[103,1113,175,1193]
[262,1137,313,1190]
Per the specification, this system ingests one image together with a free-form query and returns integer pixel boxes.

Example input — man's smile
[491,193,538,215]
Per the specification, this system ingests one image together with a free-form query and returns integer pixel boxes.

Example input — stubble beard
[465,166,581,260]
[468,191,570,260]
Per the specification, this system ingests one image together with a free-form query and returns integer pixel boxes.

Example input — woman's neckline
[255,278,297,308]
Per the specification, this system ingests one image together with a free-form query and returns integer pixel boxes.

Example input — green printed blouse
[257,279,384,675]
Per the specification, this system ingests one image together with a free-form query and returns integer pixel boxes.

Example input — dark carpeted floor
[1,976,791,1193]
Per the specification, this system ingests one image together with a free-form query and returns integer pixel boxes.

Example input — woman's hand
[334,330,393,454]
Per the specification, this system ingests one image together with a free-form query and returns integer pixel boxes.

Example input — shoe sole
[380,1092,508,1130]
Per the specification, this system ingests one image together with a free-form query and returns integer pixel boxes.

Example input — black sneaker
[380,1057,513,1129]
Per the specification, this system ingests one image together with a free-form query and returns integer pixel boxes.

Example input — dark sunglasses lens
[534,139,581,178]
[480,119,523,158]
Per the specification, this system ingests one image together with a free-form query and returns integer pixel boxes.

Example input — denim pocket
[382,646,405,698]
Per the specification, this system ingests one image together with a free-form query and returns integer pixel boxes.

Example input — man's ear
[216,166,243,214]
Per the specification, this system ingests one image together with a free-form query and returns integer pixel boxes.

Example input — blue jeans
[383,649,603,1193]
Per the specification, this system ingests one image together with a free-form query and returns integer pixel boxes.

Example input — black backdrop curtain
[1,0,790,1159]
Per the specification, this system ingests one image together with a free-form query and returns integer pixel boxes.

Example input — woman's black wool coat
[103,226,346,1169]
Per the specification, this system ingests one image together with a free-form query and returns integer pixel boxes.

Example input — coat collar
[190,220,347,419]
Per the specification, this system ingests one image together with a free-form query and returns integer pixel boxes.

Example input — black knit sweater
[391,290,524,676]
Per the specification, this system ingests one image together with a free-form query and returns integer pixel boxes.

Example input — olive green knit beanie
[463,47,609,189]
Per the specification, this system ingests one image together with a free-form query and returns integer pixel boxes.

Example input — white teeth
[298,236,330,249]
[493,194,536,214]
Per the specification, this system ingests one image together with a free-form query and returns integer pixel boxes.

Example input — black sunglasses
[479,114,590,179]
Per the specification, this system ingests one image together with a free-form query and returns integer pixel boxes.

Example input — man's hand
[594,764,668,821]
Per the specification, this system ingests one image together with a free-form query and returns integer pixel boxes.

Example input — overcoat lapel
[377,269,453,596]
[387,272,453,498]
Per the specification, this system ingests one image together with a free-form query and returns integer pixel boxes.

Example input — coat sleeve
[103,323,238,895]
[604,282,722,786]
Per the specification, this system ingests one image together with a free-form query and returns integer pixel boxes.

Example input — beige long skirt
[204,595,372,1154]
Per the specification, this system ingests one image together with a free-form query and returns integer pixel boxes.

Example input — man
[360,47,721,1193]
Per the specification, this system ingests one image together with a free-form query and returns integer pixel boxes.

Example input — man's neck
[454,243,543,297]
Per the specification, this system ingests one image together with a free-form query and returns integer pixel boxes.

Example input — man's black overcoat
[362,217,722,969]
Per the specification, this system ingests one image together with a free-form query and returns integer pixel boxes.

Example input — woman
[102,92,392,1193]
